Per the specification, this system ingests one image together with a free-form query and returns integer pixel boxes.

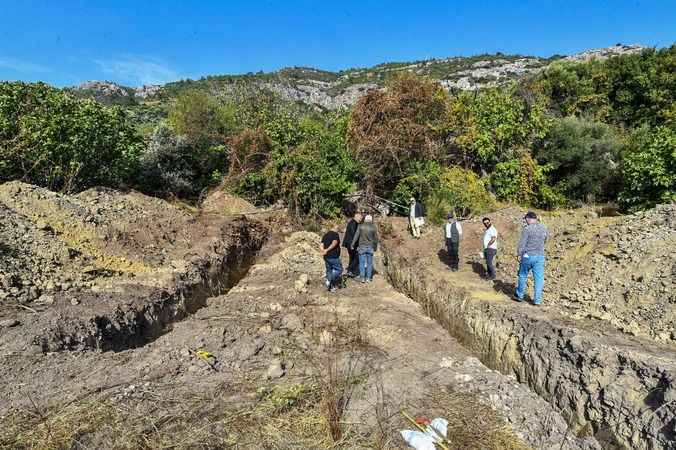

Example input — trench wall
[35,219,267,352]
[382,247,676,450]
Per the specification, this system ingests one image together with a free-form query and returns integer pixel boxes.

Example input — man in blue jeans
[514,211,548,305]
[320,223,343,293]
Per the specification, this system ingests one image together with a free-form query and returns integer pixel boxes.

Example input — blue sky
[1,0,674,87]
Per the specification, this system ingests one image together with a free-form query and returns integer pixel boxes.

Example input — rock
[269,303,283,312]
[70,298,80,306]
[0,319,20,328]
[271,346,282,355]
[35,220,51,231]
[237,339,264,360]
[281,313,302,331]
[265,359,285,379]
[37,294,54,305]
[294,274,309,293]
[258,324,272,334]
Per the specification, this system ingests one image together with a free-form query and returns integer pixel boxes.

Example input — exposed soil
[1,182,673,449]
[380,208,676,449]
[1,230,596,449]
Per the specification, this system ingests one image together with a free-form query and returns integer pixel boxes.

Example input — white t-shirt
[409,204,416,219]
[444,221,462,238]
[483,225,498,250]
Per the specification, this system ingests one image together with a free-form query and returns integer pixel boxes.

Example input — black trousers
[484,248,497,279]
[445,239,459,269]
[346,248,359,276]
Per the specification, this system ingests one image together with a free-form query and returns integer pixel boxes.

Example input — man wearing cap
[514,211,548,305]
[409,197,426,239]
[444,212,462,271]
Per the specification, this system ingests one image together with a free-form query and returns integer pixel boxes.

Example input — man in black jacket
[343,212,362,277]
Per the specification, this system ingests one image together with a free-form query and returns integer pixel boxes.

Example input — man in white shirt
[482,217,498,280]
[444,212,462,271]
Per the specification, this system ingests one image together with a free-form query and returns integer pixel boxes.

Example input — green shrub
[168,89,235,147]
[445,88,550,171]
[535,116,623,201]
[492,153,565,209]
[619,125,675,212]
[391,160,442,207]
[0,82,140,192]
[426,166,496,223]
[137,122,227,198]
[278,128,357,218]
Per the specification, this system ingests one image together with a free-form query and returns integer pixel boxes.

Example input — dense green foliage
[0,82,140,192]
[426,167,496,223]
[619,125,675,211]
[0,46,673,217]
[535,117,623,201]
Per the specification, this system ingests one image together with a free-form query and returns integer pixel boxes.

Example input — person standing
[351,214,379,283]
[320,223,343,293]
[482,217,498,280]
[409,197,426,239]
[444,212,462,271]
[514,212,548,305]
[343,212,362,278]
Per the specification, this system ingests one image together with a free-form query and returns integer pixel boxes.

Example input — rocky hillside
[69,44,646,110]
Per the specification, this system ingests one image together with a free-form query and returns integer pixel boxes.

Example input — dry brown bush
[347,72,447,194]
[227,128,272,180]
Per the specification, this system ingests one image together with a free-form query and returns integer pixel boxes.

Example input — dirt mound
[0,181,267,353]
[200,188,258,215]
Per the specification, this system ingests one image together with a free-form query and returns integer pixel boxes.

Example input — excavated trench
[381,247,676,450]
[33,220,268,353]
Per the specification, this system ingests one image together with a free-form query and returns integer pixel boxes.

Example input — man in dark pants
[443,213,462,271]
[343,212,362,278]
[482,217,498,280]
[320,223,343,293]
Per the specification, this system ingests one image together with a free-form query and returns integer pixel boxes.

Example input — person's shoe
[532,301,541,306]
[360,278,366,283]
[512,294,523,302]
[329,286,337,293]
[366,279,372,283]
[325,279,331,288]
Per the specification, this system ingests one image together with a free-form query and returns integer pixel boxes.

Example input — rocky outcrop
[564,44,646,62]
[382,247,676,449]
[69,44,649,109]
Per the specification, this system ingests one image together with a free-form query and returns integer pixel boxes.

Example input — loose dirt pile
[0,181,267,353]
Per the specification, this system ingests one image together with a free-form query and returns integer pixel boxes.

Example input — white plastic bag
[400,417,449,449]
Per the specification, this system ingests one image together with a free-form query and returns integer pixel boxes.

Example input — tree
[168,89,235,147]
[445,88,550,172]
[347,72,447,195]
[0,82,140,192]
[619,125,675,212]
[426,166,496,223]
[491,152,564,209]
[535,117,623,201]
